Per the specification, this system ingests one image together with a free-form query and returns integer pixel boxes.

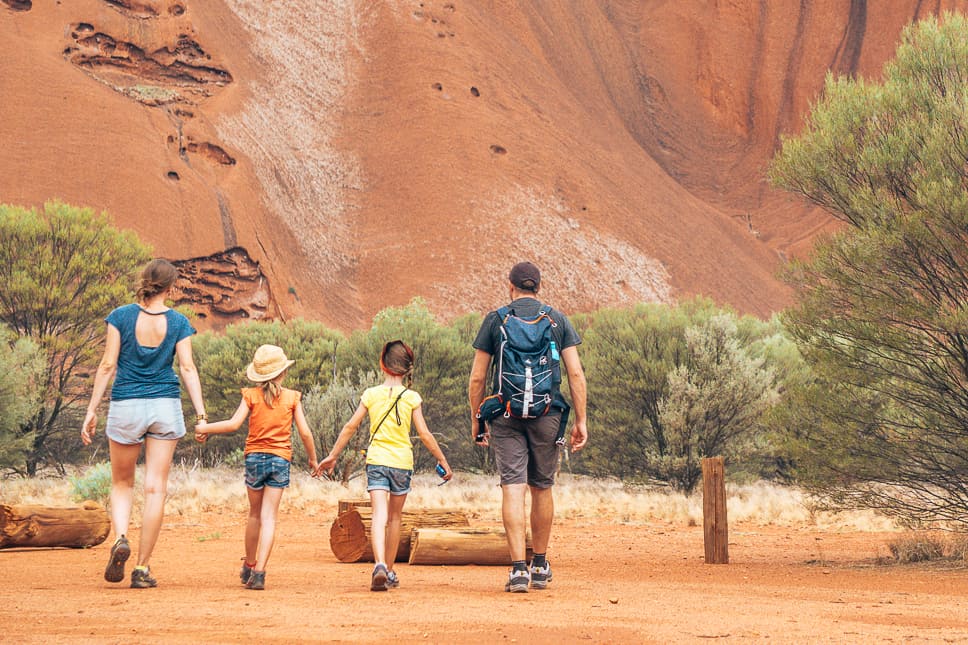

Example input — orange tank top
[241,386,301,462]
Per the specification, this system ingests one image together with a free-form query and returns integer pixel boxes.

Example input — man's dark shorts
[489,413,561,488]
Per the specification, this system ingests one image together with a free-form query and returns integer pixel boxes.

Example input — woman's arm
[81,324,121,445]
[412,405,452,480]
[195,400,249,442]
[315,402,368,475]
[176,336,206,423]
[293,400,318,472]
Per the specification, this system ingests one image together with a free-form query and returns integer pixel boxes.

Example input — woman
[81,258,207,589]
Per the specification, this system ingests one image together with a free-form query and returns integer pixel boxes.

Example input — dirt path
[3,510,968,644]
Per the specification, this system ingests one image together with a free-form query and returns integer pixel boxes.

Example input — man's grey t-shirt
[472,297,581,356]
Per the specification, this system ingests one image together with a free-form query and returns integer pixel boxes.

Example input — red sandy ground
[3,510,968,644]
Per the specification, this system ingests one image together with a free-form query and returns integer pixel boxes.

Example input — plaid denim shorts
[244,453,291,490]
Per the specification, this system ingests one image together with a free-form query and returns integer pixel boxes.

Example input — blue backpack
[476,304,570,443]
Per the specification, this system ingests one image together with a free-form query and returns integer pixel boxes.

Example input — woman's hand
[81,410,97,446]
[194,420,208,443]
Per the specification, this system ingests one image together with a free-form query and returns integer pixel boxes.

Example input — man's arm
[468,349,492,444]
[560,346,587,452]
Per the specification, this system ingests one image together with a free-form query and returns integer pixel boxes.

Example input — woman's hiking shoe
[240,559,254,585]
[371,563,389,591]
[504,568,531,593]
[130,566,157,589]
[530,561,553,589]
[246,571,266,590]
[104,536,130,583]
[386,570,399,588]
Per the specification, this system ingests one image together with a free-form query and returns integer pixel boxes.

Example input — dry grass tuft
[2,467,898,531]
[887,531,968,564]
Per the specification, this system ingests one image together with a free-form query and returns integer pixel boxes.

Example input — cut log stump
[408,527,532,565]
[0,501,110,549]
[329,507,469,563]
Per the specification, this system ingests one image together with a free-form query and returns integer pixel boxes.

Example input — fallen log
[329,507,469,563]
[408,527,532,565]
[0,501,110,549]
[337,498,371,515]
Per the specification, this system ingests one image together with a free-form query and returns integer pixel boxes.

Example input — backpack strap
[365,387,408,453]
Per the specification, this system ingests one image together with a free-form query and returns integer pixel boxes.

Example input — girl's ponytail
[261,380,280,407]
[380,340,415,388]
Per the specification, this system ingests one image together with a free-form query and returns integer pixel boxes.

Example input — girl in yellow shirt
[317,340,452,591]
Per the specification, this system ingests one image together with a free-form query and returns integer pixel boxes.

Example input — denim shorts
[365,464,412,495]
[105,398,186,444]
[244,453,291,490]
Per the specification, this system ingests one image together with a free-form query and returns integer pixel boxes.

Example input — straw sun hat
[246,345,295,382]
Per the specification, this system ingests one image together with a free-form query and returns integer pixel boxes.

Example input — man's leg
[529,484,554,555]
[501,483,529,560]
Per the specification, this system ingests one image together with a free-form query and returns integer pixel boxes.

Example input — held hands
[314,455,338,477]
[194,419,209,443]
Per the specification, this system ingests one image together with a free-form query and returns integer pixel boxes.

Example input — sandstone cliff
[2,0,965,329]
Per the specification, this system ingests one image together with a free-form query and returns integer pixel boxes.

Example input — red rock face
[2,1,965,329]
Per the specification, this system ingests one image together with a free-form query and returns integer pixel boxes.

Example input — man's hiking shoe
[240,559,254,585]
[530,561,553,589]
[504,568,530,593]
[371,563,389,591]
[386,570,399,588]
[130,566,157,589]
[246,571,266,590]
[104,536,130,583]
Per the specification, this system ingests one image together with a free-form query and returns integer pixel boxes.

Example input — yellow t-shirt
[361,385,422,470]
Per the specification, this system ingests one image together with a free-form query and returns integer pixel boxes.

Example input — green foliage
[575,299,789,491]
[0,326,44,470]
[769,14,968,527]
[69,461,113,504]
[0,201,152,474]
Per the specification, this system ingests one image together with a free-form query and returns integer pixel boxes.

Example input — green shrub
[69,462,112,504]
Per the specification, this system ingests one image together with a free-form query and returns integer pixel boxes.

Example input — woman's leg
[253,486,285,570]
[368,489,389,565]
[245,486,264,566]
[136,437,177,566]
[109,440,141,539]
[384,492,408,569]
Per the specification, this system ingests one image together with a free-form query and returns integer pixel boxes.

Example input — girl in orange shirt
[195,345,318,590]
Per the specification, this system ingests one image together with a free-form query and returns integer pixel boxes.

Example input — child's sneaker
[240,559,254,585]
[130,565,157,589]
[530,560,553,589]
[371,563,389,591]
[246,571,266,590]
[104,536,130,583]
[504,567,530,593]
[386,570,399,588]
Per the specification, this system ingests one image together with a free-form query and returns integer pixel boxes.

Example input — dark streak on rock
[830,0,867,78]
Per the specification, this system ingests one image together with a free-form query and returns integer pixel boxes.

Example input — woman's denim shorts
[105,398,186,444]
[366,464,412,495]
[244,453,291,490]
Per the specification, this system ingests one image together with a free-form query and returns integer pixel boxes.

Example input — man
[468,261,588,593]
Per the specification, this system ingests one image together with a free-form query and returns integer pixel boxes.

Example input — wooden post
[0,501,110,549]
[702,456,728,564]
[408,527,532,565]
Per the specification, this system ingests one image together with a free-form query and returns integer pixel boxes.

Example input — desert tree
[0,202,151,474]
[769,14,968,527]
[0,326,45,470]
[576,300,785,490]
